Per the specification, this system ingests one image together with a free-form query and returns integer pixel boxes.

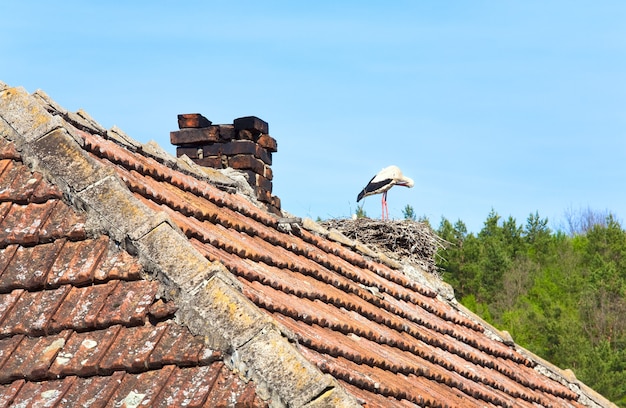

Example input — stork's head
[387,165,414,188]
[397,176,414,188]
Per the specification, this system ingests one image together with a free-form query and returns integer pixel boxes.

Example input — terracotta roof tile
[147,298,178,320]
[4,376,75,407]
[0,202,56,245]
[49,325,122,377]
[99,324,168,372]
[0,288,22,328]
[0,159,44,203]
[0,330,72,382]
[46,237,108,287]
[37,200,87,242]
[48,280,118,331]
[0,379,24,407]
[56,372,125,407]
[0,142,20,160]
[0,285,70,336]
[0,240,64,291]
[94,246,143,282]
[148,323,213,368]
[0,334,23,373]
[94,280,159,327]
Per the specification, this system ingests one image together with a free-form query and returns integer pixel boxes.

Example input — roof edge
[0,84,361,408]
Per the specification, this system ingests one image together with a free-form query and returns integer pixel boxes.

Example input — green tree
[437,208,626,406]
[402,204,416,221]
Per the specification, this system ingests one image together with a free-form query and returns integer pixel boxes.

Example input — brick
[263,164,273,180]
[241,170,272,192]
[176,146,203,159]
[255,145,272,165]
[228,155,265,174]
[195,156,223,169]
[237,129,254,140]
[257,134,278,152]
[233,116,268,134]
[170,127,219,145]
[218,125,235,140]
[204,140,257,157]
[270,195,281,210]
[254,187,272,203]
[177,114,211,129]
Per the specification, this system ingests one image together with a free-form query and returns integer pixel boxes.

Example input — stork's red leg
[382,192,388,220]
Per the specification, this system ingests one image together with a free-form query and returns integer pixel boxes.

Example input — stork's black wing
[357,178,392,202]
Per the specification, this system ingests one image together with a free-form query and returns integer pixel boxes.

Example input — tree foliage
[437,209,626,406]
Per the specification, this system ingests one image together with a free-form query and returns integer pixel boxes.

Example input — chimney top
[171,114,280,215]
[177,113,212,129]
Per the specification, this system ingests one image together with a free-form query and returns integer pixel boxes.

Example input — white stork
[357,165,414,220]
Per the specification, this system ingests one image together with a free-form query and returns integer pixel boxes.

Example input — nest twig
[320,218,447,275]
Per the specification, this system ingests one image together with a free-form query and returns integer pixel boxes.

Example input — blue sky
[2,1,625,232]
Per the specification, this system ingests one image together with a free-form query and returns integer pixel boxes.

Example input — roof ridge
[31,88,264,208]
[0,85,360,407]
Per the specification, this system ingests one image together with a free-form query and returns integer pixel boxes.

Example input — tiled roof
[0,108,266,404]
[0,82,616,407]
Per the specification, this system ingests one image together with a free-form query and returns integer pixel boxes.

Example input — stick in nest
[320,218,448,275]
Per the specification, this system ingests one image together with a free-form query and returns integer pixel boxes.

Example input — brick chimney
[171,114,281,214]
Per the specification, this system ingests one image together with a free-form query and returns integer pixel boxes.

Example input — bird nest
[320,218,446,275]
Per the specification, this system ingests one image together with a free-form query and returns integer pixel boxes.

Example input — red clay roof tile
[5,376,75,407]
[37,200,87,242]
[0,202,56,245]
[0,330,71,381]
[98,324,167,372]
[148,323,211,367]
[49,325,122,377]
[0,159,44,203]
[58,372,125,407]
[0,142,20,161]
[47,237,108,287]
[0,285,70,336]
[0,240,63,291]
[94,280,159,327]
[49,280,118,331]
